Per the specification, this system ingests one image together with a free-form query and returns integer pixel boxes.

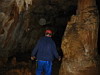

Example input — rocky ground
[0,56,100,75]
[0,57,61,75]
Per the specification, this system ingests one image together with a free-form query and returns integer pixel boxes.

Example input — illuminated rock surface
[59,0,100,75]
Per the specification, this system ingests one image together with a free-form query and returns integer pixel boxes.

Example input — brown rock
[59,0,99,75]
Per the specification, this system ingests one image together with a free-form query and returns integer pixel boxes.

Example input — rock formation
[0,0,41,58]
[0,0,77,58]
[59,0,99,75]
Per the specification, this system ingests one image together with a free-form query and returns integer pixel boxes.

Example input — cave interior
[0,0,100,74]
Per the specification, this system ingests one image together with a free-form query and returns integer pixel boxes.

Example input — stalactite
[15,0,24,13]
[15,0,32,13]
[24,0,32,10]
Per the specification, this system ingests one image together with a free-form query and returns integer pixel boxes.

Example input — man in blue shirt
[31,29,60,75]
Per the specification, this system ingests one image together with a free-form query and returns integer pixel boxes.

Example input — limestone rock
[59,0,99,75]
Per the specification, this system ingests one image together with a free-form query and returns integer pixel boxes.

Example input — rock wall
[0,0,41,58]
[59,0,99,75]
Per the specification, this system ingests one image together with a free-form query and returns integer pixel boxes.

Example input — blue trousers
[36,60,52,75]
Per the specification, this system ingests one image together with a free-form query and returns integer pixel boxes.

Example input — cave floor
[0,59,61,75]
[0,59,100,75]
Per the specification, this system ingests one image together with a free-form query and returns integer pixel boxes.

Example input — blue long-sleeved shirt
[31,36,59,61]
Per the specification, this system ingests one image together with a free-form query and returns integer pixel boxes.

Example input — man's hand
[31,56,35,60]
[58,56,61,61]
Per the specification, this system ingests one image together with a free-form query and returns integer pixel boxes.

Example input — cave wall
[59,0,99,75]
[0,0,43,57]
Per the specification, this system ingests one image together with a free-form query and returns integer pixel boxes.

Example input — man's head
[45,29,53,37]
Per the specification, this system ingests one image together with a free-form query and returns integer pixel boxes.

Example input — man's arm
[52,42,61,60]
[31,40,40,60]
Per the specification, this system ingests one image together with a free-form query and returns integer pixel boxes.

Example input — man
[31,29,60,75]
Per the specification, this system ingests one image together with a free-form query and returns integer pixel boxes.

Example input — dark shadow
[96,0,100,55]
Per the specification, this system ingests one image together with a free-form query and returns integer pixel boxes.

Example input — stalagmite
[59,0,99,75]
